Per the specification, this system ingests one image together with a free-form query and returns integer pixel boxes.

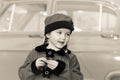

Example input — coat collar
[35,44,71,56]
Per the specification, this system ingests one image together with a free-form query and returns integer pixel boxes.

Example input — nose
[60,33,66,40]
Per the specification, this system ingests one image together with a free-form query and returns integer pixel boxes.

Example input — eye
[57,31,62,34]
[66,33,70,36]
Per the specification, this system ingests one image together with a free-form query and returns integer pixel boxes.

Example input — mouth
[58,41,65,44]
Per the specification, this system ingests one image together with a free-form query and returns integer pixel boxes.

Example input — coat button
[46,51,54,57]
[45,71,49,75]
[48,51,52,55]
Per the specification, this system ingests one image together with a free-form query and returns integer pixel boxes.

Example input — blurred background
[0,0,120,80]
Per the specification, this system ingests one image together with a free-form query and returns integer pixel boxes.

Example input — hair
[43,37,48,45]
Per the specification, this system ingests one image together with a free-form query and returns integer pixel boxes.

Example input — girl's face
[46,28,71,51]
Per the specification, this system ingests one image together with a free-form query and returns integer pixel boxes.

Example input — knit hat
[44,13,74,35]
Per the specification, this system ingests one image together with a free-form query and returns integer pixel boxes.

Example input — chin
[57,46,64,50]
[55,44,66,50]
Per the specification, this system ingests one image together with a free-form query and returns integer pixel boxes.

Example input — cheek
[65,37,70,42]
[50,35,58,41]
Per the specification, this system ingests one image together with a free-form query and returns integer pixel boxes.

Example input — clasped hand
[35,57,58,70]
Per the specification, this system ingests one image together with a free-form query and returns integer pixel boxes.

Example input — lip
[58,41,65,44]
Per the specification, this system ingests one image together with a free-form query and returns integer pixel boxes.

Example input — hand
[35,57,47,69]
[46,60,58,70]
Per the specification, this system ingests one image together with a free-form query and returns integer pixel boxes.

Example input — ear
[46,33,50,38]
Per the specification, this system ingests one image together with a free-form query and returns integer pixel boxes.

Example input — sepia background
[0,0,120,80]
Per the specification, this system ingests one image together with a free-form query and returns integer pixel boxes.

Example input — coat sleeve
[18,49,41,80]
[69,54,83,80]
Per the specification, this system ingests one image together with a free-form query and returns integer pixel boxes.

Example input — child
[18,13,83,80]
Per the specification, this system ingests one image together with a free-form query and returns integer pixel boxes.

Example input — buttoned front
[18,44,83,80]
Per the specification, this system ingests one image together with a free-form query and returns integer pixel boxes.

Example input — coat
[18,44,83,80]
